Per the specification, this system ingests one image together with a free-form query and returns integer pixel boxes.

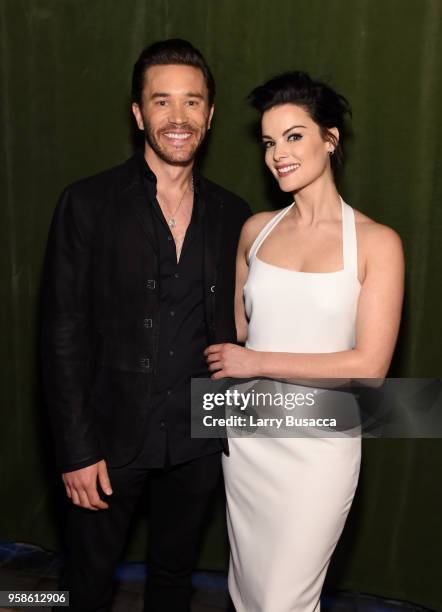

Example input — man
[41,39,250,612]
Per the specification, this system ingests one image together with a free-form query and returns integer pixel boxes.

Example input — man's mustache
[159,123,197,132]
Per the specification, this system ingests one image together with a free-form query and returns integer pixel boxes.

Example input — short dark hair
[131,38,215,107]
[248,71,351,173]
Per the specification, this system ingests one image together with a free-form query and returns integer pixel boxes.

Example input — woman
[204,72,404,611]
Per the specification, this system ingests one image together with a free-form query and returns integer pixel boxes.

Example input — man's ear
[208,104,215,130]
[131,103,144,131]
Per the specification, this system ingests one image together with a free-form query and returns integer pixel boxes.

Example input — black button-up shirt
[129,154,222,468]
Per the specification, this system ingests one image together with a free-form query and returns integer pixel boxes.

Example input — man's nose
[168,101,187,124]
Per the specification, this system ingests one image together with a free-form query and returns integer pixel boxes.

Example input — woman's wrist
[253,349,268,378]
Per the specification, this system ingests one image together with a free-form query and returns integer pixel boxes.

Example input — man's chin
[155,148,198,167]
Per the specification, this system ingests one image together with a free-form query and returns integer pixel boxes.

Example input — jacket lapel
[200,176,224,340]
[200,176,224,283]
[118,155,158,252]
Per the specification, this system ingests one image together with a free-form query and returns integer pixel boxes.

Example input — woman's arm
[234,211,276,343]
[234,225,251,343]
[206,224,404,380]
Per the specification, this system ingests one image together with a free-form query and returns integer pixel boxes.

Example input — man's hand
[62,459,113,510]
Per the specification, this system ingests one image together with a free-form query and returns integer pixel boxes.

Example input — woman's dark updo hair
[248,71,351,174]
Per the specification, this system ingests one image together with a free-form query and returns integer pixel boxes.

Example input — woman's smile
[275,162,301,177]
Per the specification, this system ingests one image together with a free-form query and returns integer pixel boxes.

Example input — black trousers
[59,452,222,612]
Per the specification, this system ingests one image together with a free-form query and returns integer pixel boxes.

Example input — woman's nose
[273,140,289,161]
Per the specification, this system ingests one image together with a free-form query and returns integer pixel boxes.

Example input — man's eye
[288,133,302,141]
[156,100,167,106]
[187,100,199,106]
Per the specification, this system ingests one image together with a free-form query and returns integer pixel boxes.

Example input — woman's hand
[204,343,262,379]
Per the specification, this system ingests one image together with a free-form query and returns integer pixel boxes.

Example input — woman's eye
[262,141,274,149]
[288,133,302,141]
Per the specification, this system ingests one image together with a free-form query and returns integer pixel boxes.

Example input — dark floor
[0,542,433,611]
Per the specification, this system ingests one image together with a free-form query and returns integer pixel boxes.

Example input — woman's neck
[291,177,341,226]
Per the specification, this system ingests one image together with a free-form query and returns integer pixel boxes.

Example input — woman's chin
[278,179,299,193]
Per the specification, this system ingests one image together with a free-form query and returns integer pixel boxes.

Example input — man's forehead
[144,64,207,92]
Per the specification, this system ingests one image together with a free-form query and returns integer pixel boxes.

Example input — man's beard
[143,120,207,166]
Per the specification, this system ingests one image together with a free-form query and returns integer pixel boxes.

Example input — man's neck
[144,147,194,193]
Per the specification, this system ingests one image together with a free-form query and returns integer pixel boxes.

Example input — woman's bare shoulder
[240,207,284,244]
[353,209,403,258]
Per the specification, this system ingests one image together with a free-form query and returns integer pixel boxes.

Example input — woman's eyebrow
[283,124,307,135]
[262,124,307,139]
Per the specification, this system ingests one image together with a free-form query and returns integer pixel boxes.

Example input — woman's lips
[276,163,300,177]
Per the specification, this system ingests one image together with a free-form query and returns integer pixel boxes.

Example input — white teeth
[164,132,191,139]
[278,164,300,174]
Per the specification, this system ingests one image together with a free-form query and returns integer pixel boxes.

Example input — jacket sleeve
[239,196,253,225]
[41,186,103,472]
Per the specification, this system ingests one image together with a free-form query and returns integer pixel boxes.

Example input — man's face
[132,64,214,166]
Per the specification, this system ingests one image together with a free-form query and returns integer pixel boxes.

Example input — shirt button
[167,390,172,396]
[167,235,173,241]
[170,310,175,317]
[160,421,165,428]
[169,349,174,356]
[174,273,179,279]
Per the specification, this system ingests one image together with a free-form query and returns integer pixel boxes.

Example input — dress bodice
[244,198,361,353]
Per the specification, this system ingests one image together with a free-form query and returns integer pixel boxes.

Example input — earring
[328,149,335,156]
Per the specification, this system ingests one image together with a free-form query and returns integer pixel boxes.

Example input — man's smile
[162,131,193,142]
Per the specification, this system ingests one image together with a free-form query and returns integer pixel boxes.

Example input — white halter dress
[222,198,362,612]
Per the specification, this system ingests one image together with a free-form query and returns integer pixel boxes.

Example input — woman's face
[261,103,336,193]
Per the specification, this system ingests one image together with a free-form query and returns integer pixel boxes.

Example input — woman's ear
[329,127,340,149]
[325,127,339,154]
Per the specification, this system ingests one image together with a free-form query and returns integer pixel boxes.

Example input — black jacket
[41,153,251,471]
